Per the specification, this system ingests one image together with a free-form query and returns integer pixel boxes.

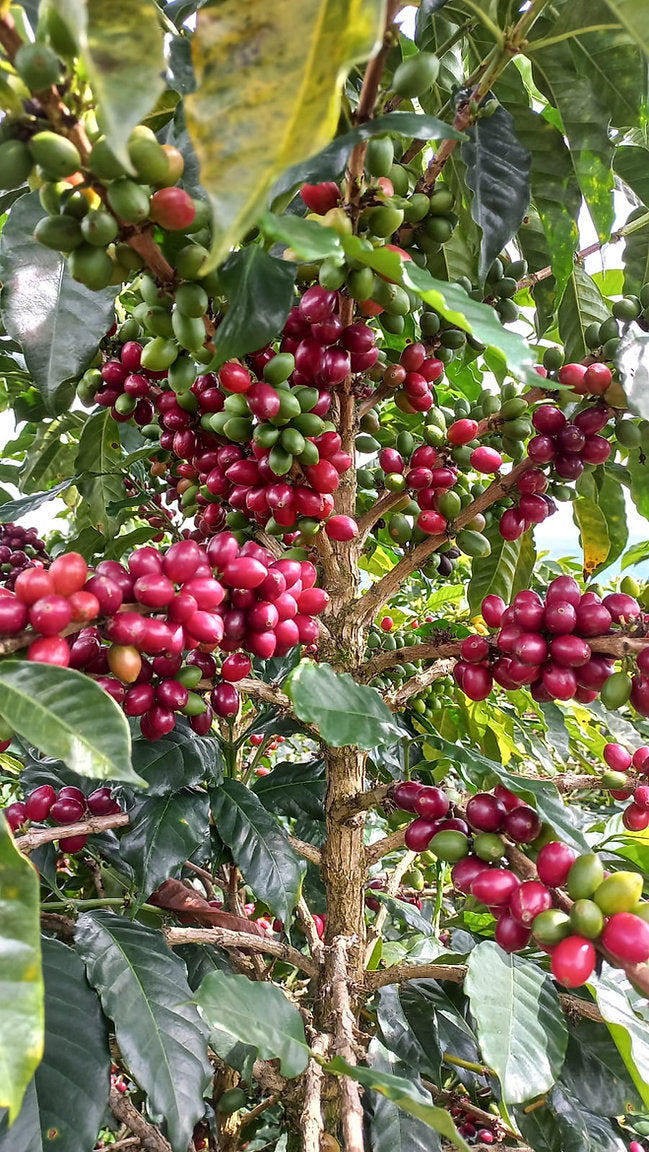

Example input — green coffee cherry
[570,898,604,939]
[175,282,208,318]
[566,852,605,901]
[14,41,61,90]
[601,670,633,709]
[366,135,394,178]
[392,51,440,98]
[34,214,83,251]
[29,130,81,178]
[428,186,454,215]
[107,179,151,223]
[81,208,119,247]
[68,244,114,289]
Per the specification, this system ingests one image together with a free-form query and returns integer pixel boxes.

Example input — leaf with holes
[185,0,385,269]
[0,662,141,785]
[0,815,43,1123]
[462,103,531,282]
[465,942,568,1104]
[0,192,116,414]
[196,970,309,1078]
[75,912,211,1152]
[211,778,305,922]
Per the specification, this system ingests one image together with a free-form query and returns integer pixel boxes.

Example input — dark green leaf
[210,246,297,369]
[627,449,649,521]
[467,522,536,616]
[0,662,141,786]
[270,111,466,207]
[326,1056,469,1151]
[615,146,649,206]
[0,815,43,1122]
[252,759,325,820]
[560,1017,643,1116]
[0,1083,41,1152]
[196,969,309,1078]
[0,478,77,523]
[211,779,305,922]
[400,981,480,1084]
[288,661,406,749]
[517,207,557,336]
[588,967,649,1108]
[259,212,343,260]
[465,942,568,1104]
[120,791,210,900]
[75,411,126,540]
[0,937,110,1152]
[558,265,609,363]
[129,739,185,796]
[462,103,531,281]
[0,192,116,414]
[602,0,649,56]
[75,911,211,1152]
[376,986,438,1077]
[621,211,649,298]
[365,1041,441,1152]
[512,1085,593,1152]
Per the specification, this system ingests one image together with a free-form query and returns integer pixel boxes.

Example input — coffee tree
[2,0,649,1149]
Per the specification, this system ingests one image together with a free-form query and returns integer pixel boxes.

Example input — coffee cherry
[28,635,70,665]
[551,935,596,987]
[532,908,571,946]
[393,781,424,812]
[623,804,649,831]
[601,912,649,963]
[503,805,541,844]
[59,833,89,853]
[536,841,577,888]
[150,187,196,230]
[451,855,490,893]
[594,871,643,915]
[509,881,553,926]
[414,786,449,820]
[471,868,519,905]
[87,787,119,815]
[496,912,532,952]
[50,796,85,824]
[4,801,27,831]
[428,829,469,862]
[567,852,605,900]
[466,792,505,832]
[404,816,438,852]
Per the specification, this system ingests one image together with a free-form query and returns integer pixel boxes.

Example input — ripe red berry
[471,868,519,906]
[466,793,505,833]
[24,784,56,822]
[623,804,649,832]
[27,635,70,665]
[404,816,438,853]
[13,566,55,604]
[482,595,505,628]
[59,833,88,853]
[601,912,649,963]
[551,935,596,987]
[325,515,358,541]
[451,855,490,893]
[503,805,542,844]
[495,912,532,953]
[509,880,553,926]
[150,187,196,230]
[414,786,449,820]
[447,418,478,446]
[300,182,340,214]
[4,801,27,831]
[536,841,577,888]
[583,363,612,395]
[557,363,588,391]
[604,743,632,771]
[50,796,85,824]
[470,446,502,473]
[393,781,424,812]
[0,595,28,635]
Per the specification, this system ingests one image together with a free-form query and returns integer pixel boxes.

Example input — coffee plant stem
[164,925,319,977]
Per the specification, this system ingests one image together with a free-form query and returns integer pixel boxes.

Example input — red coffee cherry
[536,841,577,888]
[601,913,649,963]
[551,935,596,987]
[393,781,424,813]
[150,187,196,230]
[466,793,505,833]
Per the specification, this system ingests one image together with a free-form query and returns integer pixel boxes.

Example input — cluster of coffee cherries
[448,1101,496,1147]
[380,339,444,414]
[0,534,328,739]
[391,780,649,988]
[527,390,612,484]
[4,782,121,853]
[600,742,649,830]
[0,522,50,590]
[453,575,644,706]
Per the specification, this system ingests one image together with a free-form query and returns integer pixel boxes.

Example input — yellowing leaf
[186,0,386,269]
[573,496,610,580]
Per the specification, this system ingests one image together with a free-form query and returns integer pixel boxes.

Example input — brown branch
[125,228,175,284]
[15,811,130,853]
[364,848,417,965]
[345,0,402,201]
[356,488,408,542]
[366,827,406,866]
[359,640,463,682]
[164,925,319,978]
[297,894,326,964]
[288,835,322,867]
[330,936,366,1152]
[301,1031,330,1152]
[109,1086,172,1152]
[353,459,535,627]
[239,1093,281,1131]
[40,911,75,941]
[384,657,456,709]
[337,783,392,823]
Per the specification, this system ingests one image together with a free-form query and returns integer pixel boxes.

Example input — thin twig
[15,812,130,853]
[297,895,326,964]
[164,925,319,978]
[301,1031,330,1152]
[109,1086,172,1152]
[364,849,416,965]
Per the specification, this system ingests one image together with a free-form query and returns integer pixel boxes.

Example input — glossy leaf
[75,411,125,539]
[614,146,649,207]
[253,758,326,820]
[0,1083,41,1152]
[343,238,540,386]
[512,1083,621,1152]
[602,0,649,55]
[617,327,649,420]
[75,912,211,1152]
[120,790,210,900]
[517,207,557,337]
[462,103,531,282]
[288,661,406,749]
[326,1056,470,1151]
[589,966,649,1109]
[259,213,343,261]
[211,778,305,922]
[465,942,568,1104]
[270,111,466,207]
[467,523,536,616]
[196,969,309,1078]
[51,0,166,166]
[0,815,43,1123]
[365,1041,441,1152]
[0,662,141,786]
[0,937,110,1152]
[186,0,385,268]
[560,1017,643,1116]
[210,246,297,368]
[558,265,610,363]
[0,479,77,524]
[399,981,481,1082]
[0,192,116,414]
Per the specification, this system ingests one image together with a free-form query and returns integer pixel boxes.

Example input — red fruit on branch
[601,912,649,963]
[536,841,577,887]
[551,935,596,987]
[150,187,196,230]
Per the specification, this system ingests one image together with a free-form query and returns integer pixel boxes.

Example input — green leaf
[75,911,211,1152]
[343,237,540,386]
[0,1083,41,1152]
[465,941,568,1104]
[560,1017,643,1116]
[210,246,297,369]
[75,411,126,539]
[593,470,628,574]
[326,1056,470,1151]
[53,0,166,167]
[400,980,481,1079]
[615,146,649,206]
[0,478,77,523]
[467,522,536,616]
[512,1084,622,1152]
[196,969,309,1078]
[462,103,531,282]
[185,0,385,269]
[627,449,649,521]
[530,35,615,242]
[259,213,343,261]
[270,110,467,208]
[588,966,649,1109]
[602,0,649,56]
[0,817,43,1123]
[129,739,186,796]
[288,661,406,749]
[252,758,325,820]
[558,265,610,363]
[365,1042,441,1152]
[616,327,649,421]
[0,936,110,1152]
[0,661,141,786]
[425,734,589,852]
[211,778,305,923]
[621,210,649,299]
[0,192,116,414]
[120,791,210,901]
[621,539,649,570]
